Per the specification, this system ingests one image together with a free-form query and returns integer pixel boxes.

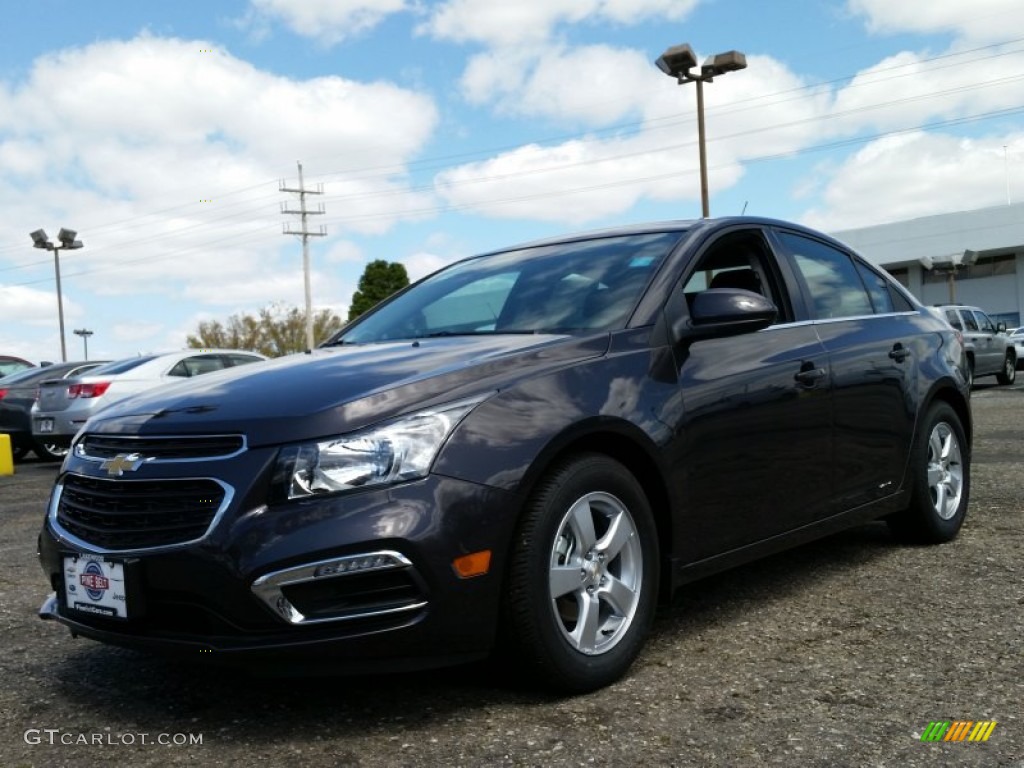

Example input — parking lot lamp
[656,44,747,218]
[30,228,84,362]
[73,328,94,360]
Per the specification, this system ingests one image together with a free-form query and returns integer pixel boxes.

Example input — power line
[2,39,1024,276]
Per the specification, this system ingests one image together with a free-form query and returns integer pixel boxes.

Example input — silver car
[935,304,1016,386]
[32,349,267,447]
[1007,327,1024,370]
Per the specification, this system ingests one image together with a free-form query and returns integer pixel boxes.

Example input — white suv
[936,304,1016,386]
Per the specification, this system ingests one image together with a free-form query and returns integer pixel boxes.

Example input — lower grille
[55,474,227,550]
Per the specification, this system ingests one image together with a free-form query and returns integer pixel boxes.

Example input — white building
[832,202,1024,328]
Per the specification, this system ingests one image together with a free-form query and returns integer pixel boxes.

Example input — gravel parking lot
[1,386,1021,768]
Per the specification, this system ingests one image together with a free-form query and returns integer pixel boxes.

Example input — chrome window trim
[48,475,235,556]
[761,310,921,331]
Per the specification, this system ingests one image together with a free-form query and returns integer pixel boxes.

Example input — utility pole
[281,161,326,350]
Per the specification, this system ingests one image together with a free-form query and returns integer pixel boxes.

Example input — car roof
[472,216,863,259]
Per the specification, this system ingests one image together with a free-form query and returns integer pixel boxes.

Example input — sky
[2,0,1024,364]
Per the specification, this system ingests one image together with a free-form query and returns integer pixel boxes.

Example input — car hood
[86,334,608,447]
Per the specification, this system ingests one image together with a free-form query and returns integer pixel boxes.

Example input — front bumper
[38,462,520,671]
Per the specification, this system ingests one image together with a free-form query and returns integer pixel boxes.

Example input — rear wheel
[996,352,1016,385]
[33,439,69,462]
[503,454,658,693]
[965,357,975,388]
[887,403,969,544]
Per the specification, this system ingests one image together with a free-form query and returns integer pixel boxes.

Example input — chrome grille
[76,434,245,460]
[55,474,226,551]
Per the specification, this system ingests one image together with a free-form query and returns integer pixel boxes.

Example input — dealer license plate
[36,418,54,434]
[62,556,128,619]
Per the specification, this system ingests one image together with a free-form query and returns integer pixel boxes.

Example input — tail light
[68,381,111,399]
[0,388,7,400]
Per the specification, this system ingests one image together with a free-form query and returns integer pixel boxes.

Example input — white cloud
[404,251,458,281]
[828,48,1024,135]
[0,284,63,326]
[422,0,699,47]
[461,44,658,126]
[801,132,1024,230]
[245,0,409,45]
[435,54,830,223]
[848,0,1024,43]
[0,35,438,294]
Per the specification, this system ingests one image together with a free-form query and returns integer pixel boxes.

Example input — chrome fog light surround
[250,551,425,625]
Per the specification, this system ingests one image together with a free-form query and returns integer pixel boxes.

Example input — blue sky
[2,0,1023,363]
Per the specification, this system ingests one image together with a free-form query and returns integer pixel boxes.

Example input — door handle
[889,343,910,363]
[794,364,827,386]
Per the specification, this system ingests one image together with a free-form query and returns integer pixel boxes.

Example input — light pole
[656,44,747,218]
[919,250,978,303]
[30,228,84,362]
[74,328,94,360]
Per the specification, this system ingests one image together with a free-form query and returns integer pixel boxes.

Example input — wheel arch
[922,383,973,452]
[512,423,675,602]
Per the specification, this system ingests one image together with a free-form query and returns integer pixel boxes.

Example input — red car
[0,355,34,379]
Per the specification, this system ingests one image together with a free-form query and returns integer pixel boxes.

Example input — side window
[944,310,963,330]
[854,261,894,314]
[167,361,190,377]
[973,311,995,333]
[777,232,873,320]
[179,355,226,377]
[682,229,790,323]
[962,312,979,332]
[226,354,264,367]
[889,286,915,312]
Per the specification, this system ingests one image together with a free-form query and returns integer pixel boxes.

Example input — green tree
[187,303,344,357]
[348,260,410,321]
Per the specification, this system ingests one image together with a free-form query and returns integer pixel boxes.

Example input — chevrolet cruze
[38,217,971,692]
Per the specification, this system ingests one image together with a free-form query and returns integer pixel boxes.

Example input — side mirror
[996,321,1007,333]
[670,288,777,342]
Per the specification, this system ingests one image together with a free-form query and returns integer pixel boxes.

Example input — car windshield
[330,232,682,344]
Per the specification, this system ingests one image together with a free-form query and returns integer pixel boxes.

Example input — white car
[31,349,267,448]
[1007,327,1024,370]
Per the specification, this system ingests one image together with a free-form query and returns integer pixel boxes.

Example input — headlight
[274,397,483,500]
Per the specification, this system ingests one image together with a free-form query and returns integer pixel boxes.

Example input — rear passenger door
[772,228,918,515]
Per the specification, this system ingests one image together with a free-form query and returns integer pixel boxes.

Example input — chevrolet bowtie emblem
[100,453,145,476]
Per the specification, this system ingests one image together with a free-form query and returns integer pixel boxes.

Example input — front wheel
[503,454,658,693]
[887,403,970,544]
[996,352,1016,385]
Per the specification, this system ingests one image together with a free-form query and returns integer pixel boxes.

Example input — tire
[33,439,69,462]
[503,454,658,693]
[996,353,1016,385]
[965,357,974,388]
[887,403,969,544]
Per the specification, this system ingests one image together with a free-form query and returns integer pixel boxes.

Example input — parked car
[935,304,1016,386]
[31,349,267,448]
[0,361,108,461]
[1006,327,1024,370]
[0,355,34,378]
[38,218,971,693]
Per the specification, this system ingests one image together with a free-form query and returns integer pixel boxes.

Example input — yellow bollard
[0,434,13,476]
